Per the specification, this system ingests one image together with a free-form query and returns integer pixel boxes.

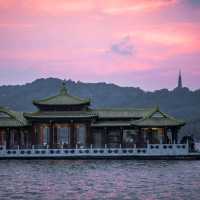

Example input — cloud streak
[110,36,134,56]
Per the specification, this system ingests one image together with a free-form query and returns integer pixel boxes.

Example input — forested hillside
[0,78,200,140]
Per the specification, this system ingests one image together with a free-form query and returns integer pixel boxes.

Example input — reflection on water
[0,159,200,200]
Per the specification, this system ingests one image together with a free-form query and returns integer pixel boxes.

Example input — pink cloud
[0,0,199,90]
[102,0,178,15]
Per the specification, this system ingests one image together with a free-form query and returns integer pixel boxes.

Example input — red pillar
[86,123,92,148]
[53,125,58,148]
[136,128,145,148]
[70,122,76,148]
[49,123,54,148]
[120,127,123,148]
[30,126,35,147]
[163,127,168,144]
[103,127,108,147]
[6,128,10,149]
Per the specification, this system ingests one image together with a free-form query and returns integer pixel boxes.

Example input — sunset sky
[0,0,200,90]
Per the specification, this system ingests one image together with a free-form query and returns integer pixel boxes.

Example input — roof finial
[156,105,160,111]
[60,80,68,95]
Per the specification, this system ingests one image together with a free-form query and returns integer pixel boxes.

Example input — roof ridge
[93,107,155,111]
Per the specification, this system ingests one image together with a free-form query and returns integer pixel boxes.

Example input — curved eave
[0,120,27,128]
[92,107,155,119]
[91,122,131,128]
[24,113,98,120]
[131,121,185,128]
[25,116,97,120]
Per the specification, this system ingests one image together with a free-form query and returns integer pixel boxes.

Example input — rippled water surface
[0,159,200,200]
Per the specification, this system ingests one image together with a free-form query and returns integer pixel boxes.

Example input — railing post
[3,145,6,155]
[90,144,93,149]
[105,144,107,149]
[160,138,162,144]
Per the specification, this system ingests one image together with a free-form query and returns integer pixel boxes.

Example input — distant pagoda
[177,70,183,89]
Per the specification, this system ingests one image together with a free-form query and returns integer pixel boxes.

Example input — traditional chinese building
[0,82,185,150]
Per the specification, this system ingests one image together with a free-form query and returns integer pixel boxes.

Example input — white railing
[0,143,189,157]
[147,143,189,155]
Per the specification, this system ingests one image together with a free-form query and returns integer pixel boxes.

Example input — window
[93,131,102,148]
[123,130,136,144]
[20,132,25,146]
[9,130,18,146]
[58,127,70,144]
[0,130,5,145]
[10,131,15,146]
[76,125,86,147]
[43,127,50,145]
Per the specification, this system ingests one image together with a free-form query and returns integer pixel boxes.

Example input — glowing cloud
[0,0,199,90]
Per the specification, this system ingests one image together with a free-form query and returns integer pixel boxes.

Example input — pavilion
[0,83,185,150]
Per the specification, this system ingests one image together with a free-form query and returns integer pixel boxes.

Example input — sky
[0,0,200,91]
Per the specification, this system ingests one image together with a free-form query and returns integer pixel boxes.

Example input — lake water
[0,159,200,200]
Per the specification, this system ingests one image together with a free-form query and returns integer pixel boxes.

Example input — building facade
[0,83,185,151]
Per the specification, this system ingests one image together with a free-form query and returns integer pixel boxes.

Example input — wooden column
[0,129,2,145]
[70,122,75,148]
[6,128,10,149]
[163,127,168,144]
[74,124,77,148]
[53,125,58,148]
[17,128,21,147]
[172,127,178,144]
[24,129,27,148]
[86,123,92,148]
[103,127,108,147]
[31,125,36,146]
[20,129,24,147]
[136,128,144,148]
[120,127,123,147]
[176,128,179,143]
[49,122,54,148]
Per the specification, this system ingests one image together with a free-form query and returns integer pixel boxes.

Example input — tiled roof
[25,107,156,120]
[92,108,155,119]
[33,83,90,106]
[0,107,28,127]
[131,107,185,127]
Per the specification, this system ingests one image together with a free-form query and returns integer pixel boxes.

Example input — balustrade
[0,143,190,157]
